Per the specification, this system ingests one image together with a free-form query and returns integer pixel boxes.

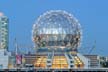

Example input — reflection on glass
[32,10,81,50]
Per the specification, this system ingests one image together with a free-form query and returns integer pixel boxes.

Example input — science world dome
[32,10,82,51]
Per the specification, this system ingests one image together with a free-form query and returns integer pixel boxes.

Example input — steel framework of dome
[32,10,82,51]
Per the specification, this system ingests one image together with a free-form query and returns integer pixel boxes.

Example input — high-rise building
[0,12,9,69]
[0,12,9,50]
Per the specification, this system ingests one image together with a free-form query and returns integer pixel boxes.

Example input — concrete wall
[0,49,9,69]
[0,56,9,69]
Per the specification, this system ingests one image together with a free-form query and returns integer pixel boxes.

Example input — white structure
[0,49,9,69]
[0,12,9,50]
[77,53,90,69]
[0,12,9,69]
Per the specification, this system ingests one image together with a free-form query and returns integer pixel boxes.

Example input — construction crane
[88,40,96,54]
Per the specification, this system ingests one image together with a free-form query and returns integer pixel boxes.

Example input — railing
[1,68,108,72]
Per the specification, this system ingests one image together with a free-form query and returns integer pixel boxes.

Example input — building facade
[84,55,100,68]
[0,12,9,69]
[0,12,9,50]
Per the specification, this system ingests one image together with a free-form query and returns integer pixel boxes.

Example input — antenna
[14,38,20,55]
[14,38,18,55]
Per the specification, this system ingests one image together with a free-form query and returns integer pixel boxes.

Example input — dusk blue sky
[0,0,108,56]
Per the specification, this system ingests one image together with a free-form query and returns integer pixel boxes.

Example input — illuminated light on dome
[32,10,82,50]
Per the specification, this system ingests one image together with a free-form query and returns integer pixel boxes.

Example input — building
[0,12,9,69]
[29,10,90,69]
[84,55,100,68]
[0,10,108,72]
[0,12,9,50]
[99,56,108,67]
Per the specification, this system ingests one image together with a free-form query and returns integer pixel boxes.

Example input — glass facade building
[32,10,82,51]
[0,13,9,50]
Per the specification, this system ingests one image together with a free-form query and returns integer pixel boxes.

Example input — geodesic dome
[32,10,82,50]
